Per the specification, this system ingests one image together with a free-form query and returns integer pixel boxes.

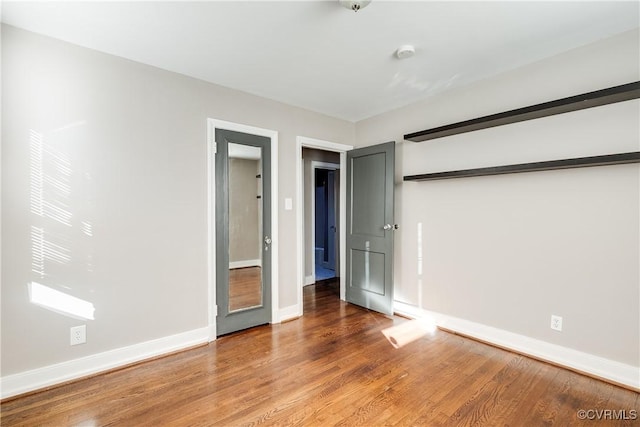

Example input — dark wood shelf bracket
[404,81,640,143]
[403,152,640,182]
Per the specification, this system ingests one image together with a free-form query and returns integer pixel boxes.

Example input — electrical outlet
[550,315,563,332]
[70,325,86,345]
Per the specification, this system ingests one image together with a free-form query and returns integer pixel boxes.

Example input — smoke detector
[396,45,416,59]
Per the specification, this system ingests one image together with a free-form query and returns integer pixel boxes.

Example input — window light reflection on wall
[28,282,95,320]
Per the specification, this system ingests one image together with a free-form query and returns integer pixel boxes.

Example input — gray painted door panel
[216,129,271,336]
[346,142,395,315]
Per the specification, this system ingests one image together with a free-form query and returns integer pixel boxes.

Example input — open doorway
[313,164,339,282]
[302,148,340,285]
[295,136,353,320]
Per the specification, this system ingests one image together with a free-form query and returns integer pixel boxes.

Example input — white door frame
[310,161,340,284]
[296,136,353,316]
[207,118,279,341]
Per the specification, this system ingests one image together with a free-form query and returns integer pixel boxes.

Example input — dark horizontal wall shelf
[404,81,640,142]
[403,152,640,182]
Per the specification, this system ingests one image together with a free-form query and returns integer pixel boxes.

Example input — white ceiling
[2,1,638,122]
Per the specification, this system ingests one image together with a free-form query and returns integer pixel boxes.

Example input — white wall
[1,25,354,378]
[356,29,639,369]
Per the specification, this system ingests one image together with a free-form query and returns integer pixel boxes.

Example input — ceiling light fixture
[339,0,371,12]
[396,45,416,59]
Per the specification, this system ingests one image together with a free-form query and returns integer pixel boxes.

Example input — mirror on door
[228,142,263,312]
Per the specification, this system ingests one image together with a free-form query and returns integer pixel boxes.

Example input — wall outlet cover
[551,315,563,332]
[70,325,87,345]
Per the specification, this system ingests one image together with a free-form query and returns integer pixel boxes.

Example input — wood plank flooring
[2,281,638,426]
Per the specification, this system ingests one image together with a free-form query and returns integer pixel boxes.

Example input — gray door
[216,129,271,336]
[346,142,395,315]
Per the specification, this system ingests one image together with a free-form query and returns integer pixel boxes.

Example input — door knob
[264,236,272,245]
[383,224,399,231]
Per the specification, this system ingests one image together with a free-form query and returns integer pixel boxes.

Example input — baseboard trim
[0,327,209,400]
[6,305,635,400]
[393,301,640,391]
[304,275,315,286]
[229,259,261,269]
[279,304,301,323]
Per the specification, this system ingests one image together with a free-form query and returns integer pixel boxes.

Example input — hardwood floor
[2,281,638,426]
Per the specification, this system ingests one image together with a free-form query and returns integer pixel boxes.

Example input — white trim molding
[207,119,280,339]
[206,126,216,341]
[394,301,640,391]
[0,327,209,400]
[279,305,301,323]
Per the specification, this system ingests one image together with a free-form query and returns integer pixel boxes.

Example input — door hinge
[211,141,218,154]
